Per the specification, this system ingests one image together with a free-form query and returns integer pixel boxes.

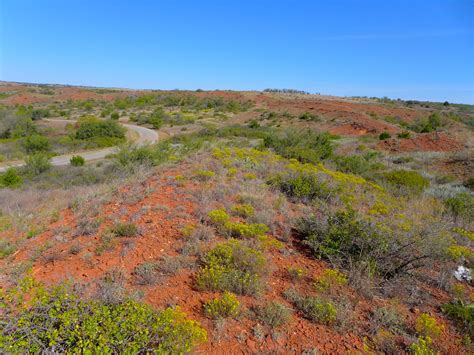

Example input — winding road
[0,119,159,172]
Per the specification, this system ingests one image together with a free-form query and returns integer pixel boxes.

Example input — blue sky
[1,0,473,103]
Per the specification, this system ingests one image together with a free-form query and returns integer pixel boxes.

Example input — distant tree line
[263,88,310,95]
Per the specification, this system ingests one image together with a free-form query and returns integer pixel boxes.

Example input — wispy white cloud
[314,28,474,41]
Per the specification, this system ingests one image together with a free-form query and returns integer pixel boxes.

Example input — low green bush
[113,142,171,171]
[224,221,269,239]
[382,169,429,194]
[442,301,474,336]
[334,152,383,176]
[208,209,230,226]
[203,291,240,319]
[75,117,125,140]
[415,313,444,339]
[379,131,391,140]
[132,107,165,128]
[231,204,254,218]
[397,131,411,139]
[195,239,266,296]
[22,134,50,153]
[0,279,207,353]
[0,239,16,258]
[255,301,292,327]
[314,268,347,292]
[464,176,474,191]
[268,171,331,201]
[195,170,215,181]
[296,209,443,279]
[110,112,119,120]
[283,288,336,325]
[248,119,260,128]
[133,262,159,285]
[444,193,474,225]
[24,153,51,176]
[0,168,22,187]
[370,306,405,334]
[31,108,51,120]
[410,336,436,354]
[287,266,305,281]
[110,222,139,237]
[70,155,85,167]
[409,112,444,133]
[263,129,334,164]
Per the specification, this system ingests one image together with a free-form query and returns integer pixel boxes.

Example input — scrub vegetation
[0,83,473,353]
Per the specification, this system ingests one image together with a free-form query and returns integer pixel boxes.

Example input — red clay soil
[378,132,464,152]
[1,160,468,353]
[254,93,422,122]
[329,118,400,136]
[2,165,365,353]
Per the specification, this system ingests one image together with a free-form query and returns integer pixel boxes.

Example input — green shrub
[75,117,125,140]
[296,209,440,279]
[283,289,336,325]
[195,170,215,181]
[133,262,159,285]
[24,153,51,175]
[110,112,119,120]
[287,266,305,281]
[224,221,269,238]
[370,306,404,334]
[255,301,292,327]
[208,209,230,226]
[409,112,444,133]
[464,177,474,191]
[31,108,51,120]
[410,336,436,355]
[111,222,139,237]
[70,155,85,167]
[334,153,383,176]
[10,117,38,138]
[314,268,347,292]
[263,129,334,164]
[132,108,165,128]
[441,301,474,336]
[0,239,16,258]
[415,313,444,339]
[382,169,429,194]
[269,171,331,201]
[444,193,474,225]
[203,292,240,319]
[0,279,207,353]
[113,142,171,171]
[195,239,266,296]
[232,204,255,218]
[397,131,411,139]
[379,131,391,140]
[22,134,50,153]
[0,168,22,187]
[248,119,260,128]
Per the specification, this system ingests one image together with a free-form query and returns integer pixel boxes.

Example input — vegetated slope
[1,82,473,353]
[2,141,473,353]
